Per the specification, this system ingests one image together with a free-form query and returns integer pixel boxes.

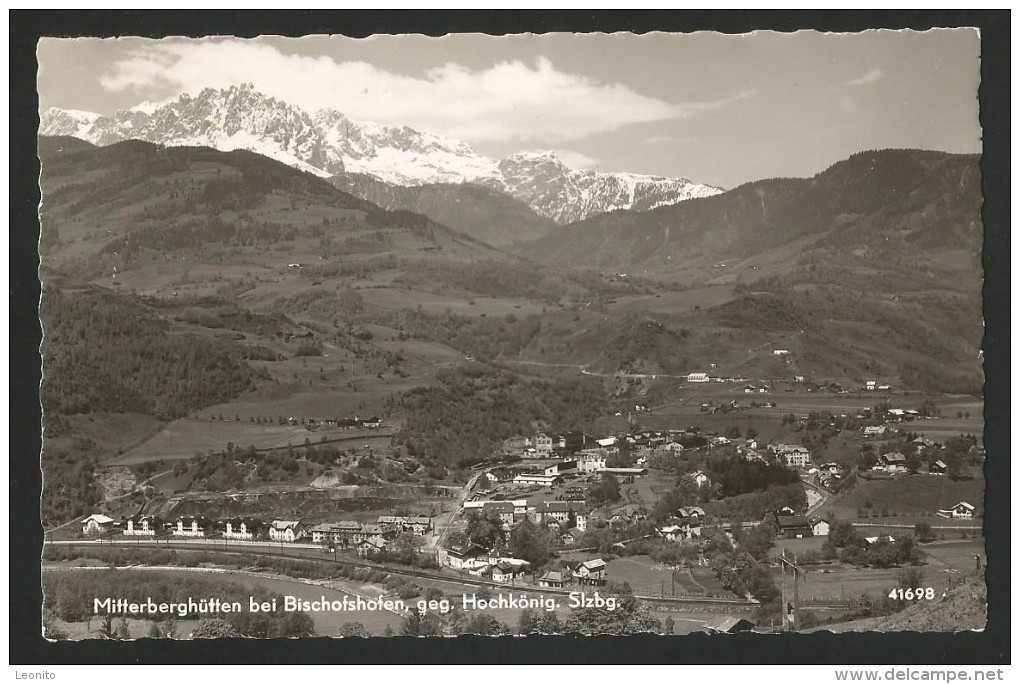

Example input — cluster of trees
[381,307,542,362]
[706,454,801,498]
[586,473,622,506]
[41,289,265,419]
[704,483,807,522]
[822,521,925,568]
[40,448,100,527]
[396,365,605,470]
[401,260,568,302]
[704,526,780,603]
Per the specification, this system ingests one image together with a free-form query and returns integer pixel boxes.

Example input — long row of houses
[81,513,433,547]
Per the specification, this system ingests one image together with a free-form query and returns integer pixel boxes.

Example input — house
[222,517,263,541]
[687,372,710,383]
[269,520,305,542]
[310,520,365,547]
[491,559,531,583]
[538,570,569,588]
[771,444,811,468]
[81,514,115,536]
[878,452,908,472]
[123,515,161,537]
[481,501,516,525]
[376,515,433,536]
[938,501,975,519]
[705,616,755,634]
[535,432,554,455]
[811,519,831,537]
[537,501,586,527]
[596,436,618,448]
[576,449,608,473]
[863,426,887,437]
[676,505,706,521]
[574,558,608,585]
[561,527,584,546]
[690,470,711,488]
[658,524,696,543]
[356,537,388,557]
[660,442,686,455]
[774,514,813,539]
[443,542,486,570]
[929,460,949,475]
[773,349,791,356]
[173,516,209,538]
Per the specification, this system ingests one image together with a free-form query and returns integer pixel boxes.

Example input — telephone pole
[779,550,806,631]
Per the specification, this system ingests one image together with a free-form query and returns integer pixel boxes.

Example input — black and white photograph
[16,13,1008,666]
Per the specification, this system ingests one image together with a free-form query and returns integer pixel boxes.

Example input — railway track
[46,538,760,609]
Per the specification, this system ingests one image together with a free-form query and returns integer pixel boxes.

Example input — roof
[581,558,607,571]
[776,515,811,528]
[954,501,975,510]
[446,542,484,558]
[540,570,566,582]
[882,452,907,463]
[482,501,515,514]
[83,514,114,525]
[271,520,301,530]
[541,501,585,514]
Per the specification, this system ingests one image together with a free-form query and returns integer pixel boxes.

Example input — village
[74,393,982,621]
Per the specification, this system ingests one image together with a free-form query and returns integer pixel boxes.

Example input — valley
[37,132,985,638]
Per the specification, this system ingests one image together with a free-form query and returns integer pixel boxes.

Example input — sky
[37,30,982,188]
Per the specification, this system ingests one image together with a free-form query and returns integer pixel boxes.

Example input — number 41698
[889,587,936,600]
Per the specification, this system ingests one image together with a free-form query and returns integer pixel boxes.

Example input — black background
[10,9,1010,665]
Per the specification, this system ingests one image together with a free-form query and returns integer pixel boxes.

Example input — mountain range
[39,83,721,226]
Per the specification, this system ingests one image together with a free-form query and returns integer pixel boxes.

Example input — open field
[606,556,676,596]
[358,286,547,318]
[823,473,984,520]
[604,286,738,317]
[110,417,396,466]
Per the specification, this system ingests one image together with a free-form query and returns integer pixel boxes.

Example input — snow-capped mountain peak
[39,84,722,223]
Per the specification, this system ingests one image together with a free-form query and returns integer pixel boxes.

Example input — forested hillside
[41,288,266,419]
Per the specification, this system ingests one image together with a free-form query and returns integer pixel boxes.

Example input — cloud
[540,149,600,169]
[644,135,696,145]
[846,68,885,87]
[97,39,750,145]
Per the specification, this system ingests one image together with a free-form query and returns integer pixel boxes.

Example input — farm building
[81,514,114,536]
[687,372,710,383]
[269,520,306,542]
[938,501,975,519]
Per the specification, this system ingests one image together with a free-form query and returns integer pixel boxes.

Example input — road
[431,468,486,551]
[802,475,832,518]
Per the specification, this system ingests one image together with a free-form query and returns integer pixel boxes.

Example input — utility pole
[779,551,806,632]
